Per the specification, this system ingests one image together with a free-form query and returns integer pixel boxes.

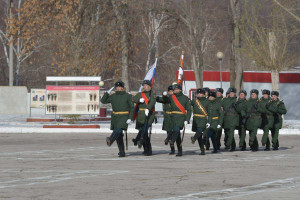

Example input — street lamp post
[217,52,224,88]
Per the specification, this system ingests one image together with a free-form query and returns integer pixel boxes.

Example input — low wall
[0,86,28,114]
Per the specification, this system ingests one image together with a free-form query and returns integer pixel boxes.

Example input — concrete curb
[0,127,299,135]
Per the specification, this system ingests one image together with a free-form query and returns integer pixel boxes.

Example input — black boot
[146,138,152,156]
[169,145,175,155]
[165,131,172,145]
[176,137,182,157]
[106,137,112,146]
[176,146,182,157]
[192,129,202,144]
[200,143,205,155]
[191,136,196,144]
[132,138,138,146]
[118,138,125,157]
[169,130,179,145]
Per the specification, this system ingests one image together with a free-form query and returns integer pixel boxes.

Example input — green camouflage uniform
[235,97,247,149]
[266,99,287,149]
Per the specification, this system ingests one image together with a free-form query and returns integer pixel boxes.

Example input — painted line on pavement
[153,176,300,200]
[0,170,129,189]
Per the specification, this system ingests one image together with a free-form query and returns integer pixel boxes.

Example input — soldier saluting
[132,80,156,156]
[265,91,287,150]
[156,85,175,155]
[163,84,191,157]
[190,88,209,155]
[101,81,134,157]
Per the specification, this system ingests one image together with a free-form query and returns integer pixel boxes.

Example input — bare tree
[241,0,297,93]
[111,0,130,91]
[230,0,243,91]
[176,0,215,88]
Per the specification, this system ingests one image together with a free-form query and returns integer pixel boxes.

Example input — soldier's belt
[166,111,172,114]
[113,111,129,115]
[212,117,219,120]
[139,108,146,111]
[194,114,206,118]
[172,111,185,114]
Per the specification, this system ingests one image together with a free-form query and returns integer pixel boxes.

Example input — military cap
[228,87,237,93]
[172,84,182,90]
[208,91,216,98]
[203,87,210,92]
[271,91,279,96]
[196,88,205,94]
[216,88,224,94]
[142,80,152,87]
[114,80,125,88]
[262,89,270,95]
[168,85,173,91]
[239,90,247,96]
[250,89,259,95]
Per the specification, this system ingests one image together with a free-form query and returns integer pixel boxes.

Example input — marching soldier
[221,87,239,151]
[203,87,211,149]
[206,91,224,153]
[190,88,209,155]
[101,81,134,157]
[265,91,287,150]
[156,85,175,154]
[203,87,210,98]
[132,80,156,156]
[260,89,273,151]
[163,84,191,156]
[235,90,248,151]
[241,89,264,152]
[215,88,224,150]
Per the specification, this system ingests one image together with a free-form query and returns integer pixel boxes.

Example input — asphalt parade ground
[0,132,299,200]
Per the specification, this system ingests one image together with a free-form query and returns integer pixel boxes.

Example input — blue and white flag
[138,58,157,92]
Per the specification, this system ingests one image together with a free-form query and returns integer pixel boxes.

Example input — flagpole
[181,51,187,95]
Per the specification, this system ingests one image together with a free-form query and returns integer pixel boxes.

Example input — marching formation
[101,80,287,157]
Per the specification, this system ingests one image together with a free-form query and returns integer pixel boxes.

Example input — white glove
[126,119,132,124]
[163,91,168,96]
[206,123,210,128]
[107,86,114,94]
[217,124,221,129]
[145,109,149,116]
[184,121,188,126]
[139,98,145,103]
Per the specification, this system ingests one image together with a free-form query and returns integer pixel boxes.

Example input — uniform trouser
[116,134,125,155]
[138,125,152,155]
[224,129,228,146]
[171,127,182,153]
[109,128,123,145]
[216,129,222,149]
[206,129,217,151]
[271,128,280,148]
[193,128,204,151]
[203,134,210,149]
[262,126,271,149]
[166,131,173,142]
[249,128,259,150]
[225,127,236,149]
[238,126,246,148]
